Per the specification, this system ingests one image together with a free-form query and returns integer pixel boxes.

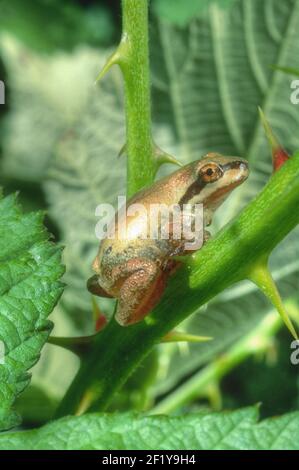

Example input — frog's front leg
[87,274,113,298]
[112,258,167,326]
[167,210,211,257]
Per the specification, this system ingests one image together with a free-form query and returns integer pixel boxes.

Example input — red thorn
[258,107,290,172]
[272,147,290,172]
[95,315,107,332]
[92,298,107,332]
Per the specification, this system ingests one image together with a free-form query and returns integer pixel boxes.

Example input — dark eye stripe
[179,179,207,205]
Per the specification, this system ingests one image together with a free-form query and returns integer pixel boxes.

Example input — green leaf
[13,304,80,425]
[0,407,299,449]
[152,0,299,221]
[0,193,64,430]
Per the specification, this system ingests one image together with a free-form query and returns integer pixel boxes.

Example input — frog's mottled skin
[88,153,249,326]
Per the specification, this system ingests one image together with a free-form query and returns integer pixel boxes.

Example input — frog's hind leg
[115,258,167,326]
[87,274,113,298]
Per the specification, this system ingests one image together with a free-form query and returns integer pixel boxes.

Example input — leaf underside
[0,407,298,450]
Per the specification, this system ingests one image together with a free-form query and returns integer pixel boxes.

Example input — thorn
[118,143,127,158]
[270,64,299,78]
[204,382,222,411]
[92,298,107,332]
[95,36,129,84]
[258,107,290,171]
[116,140,181,167]
[161,330,213,343]
[248,260,298,340]
[95,316,107,332]
[47,335,95,357]
[76,388,97,416]
[95,51,119,83]
[153,144,182,169]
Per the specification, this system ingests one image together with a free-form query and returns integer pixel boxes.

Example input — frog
[87,153,249,326]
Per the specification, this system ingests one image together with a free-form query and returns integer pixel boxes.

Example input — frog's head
[179,153,249,213]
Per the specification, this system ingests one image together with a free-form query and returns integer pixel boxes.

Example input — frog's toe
[204,229,211,242]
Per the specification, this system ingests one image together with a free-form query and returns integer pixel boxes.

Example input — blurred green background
[0,0,299,428]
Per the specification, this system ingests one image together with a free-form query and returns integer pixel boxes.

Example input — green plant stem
[150,300,299,414]
[121,0,155,196]
[56,153,299,417]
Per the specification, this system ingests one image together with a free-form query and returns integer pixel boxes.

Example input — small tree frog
[88,153,249,326]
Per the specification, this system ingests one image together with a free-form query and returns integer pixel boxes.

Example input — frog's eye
[199,163,223,183]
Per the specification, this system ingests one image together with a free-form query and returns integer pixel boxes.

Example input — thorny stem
[121,0,155,196]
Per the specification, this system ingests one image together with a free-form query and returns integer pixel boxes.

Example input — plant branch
[56,153,299,417]
[95,0,155,194]
[121,0,155,196]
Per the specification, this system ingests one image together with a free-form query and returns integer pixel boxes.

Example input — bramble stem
[121,0,155,196]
